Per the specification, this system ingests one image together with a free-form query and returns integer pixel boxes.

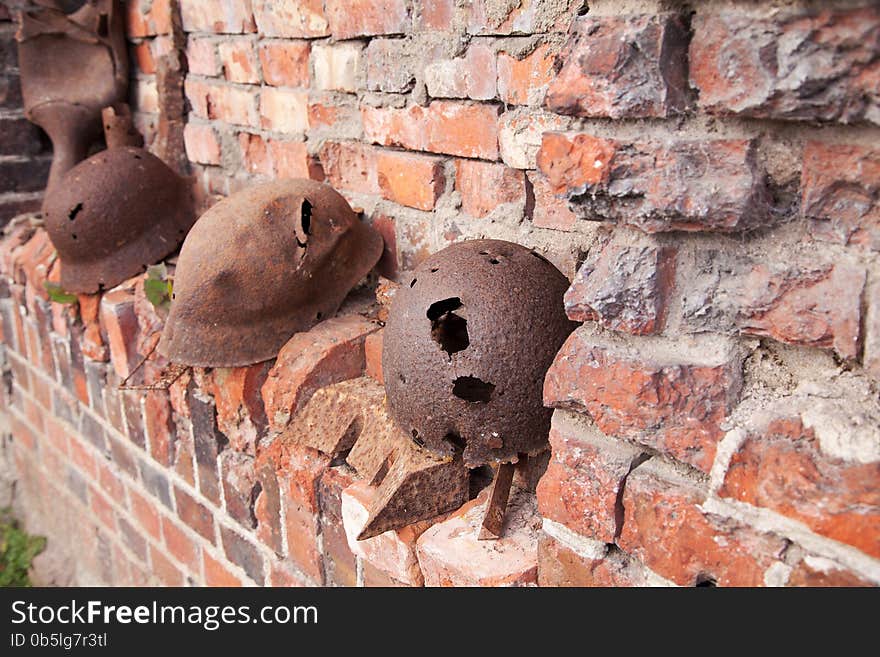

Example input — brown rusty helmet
[43,146,195,294]
[158,179,384,367]
[382,239,577,468]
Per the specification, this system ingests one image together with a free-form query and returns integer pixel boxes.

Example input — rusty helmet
[43,146,195,294]
[382,239,577,468]
[158,179,384,367]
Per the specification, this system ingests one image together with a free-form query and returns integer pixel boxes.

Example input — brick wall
[0,0,878,586]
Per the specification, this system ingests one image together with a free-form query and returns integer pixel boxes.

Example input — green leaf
[43,281,77,305]
[144,277,172,310]
[146,262,168,282]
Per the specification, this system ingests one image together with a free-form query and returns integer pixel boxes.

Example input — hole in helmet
[430,267,439,273]
[68,203,83,221]
[452,376,494,403]
[398,373,406,384]
[694,574,717,587]
[71,234,77,240]
[478,251,489,255]
[410,278,417,287]
[427,298,469,356]
[445,431,466,450]
[133,154,142,160]
[301,199,312,235]
[411,428,424,447]
[489,258,500,264]
[469,464,494,499]
[316,312,323,321]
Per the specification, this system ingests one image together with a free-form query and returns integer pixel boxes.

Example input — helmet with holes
[382,239,577,468]
[43,146,194,294]
[158,179,384,367]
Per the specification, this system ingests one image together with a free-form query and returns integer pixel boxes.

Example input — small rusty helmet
[382,239,577,468]
[43,146,195,294]
[158,179,384,367]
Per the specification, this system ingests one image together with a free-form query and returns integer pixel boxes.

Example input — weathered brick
[181,0,255,34]
[564,238,676,335]
[867,280,880,379]
[537,412,647,542]
[144,391,175,466]
[546,14,690,118]
[424,43,496,101]
[467,0,579,35]
[418,0,454,31]
[325,0,410,40]
[126,0,173,37]
[538,532,648,587]
[318,466,358,586]
[174,486,216,543]
[131,41,155,75]
[619,460,789,587]
[690,7,880,125]
[377,151,445,211]
[364,331,384,385]
[254,462,283,553]
[416,488,539,587]
[188,389,225,505]
[804,142,879,252]
[362,101,501,160]
[318,141,378,196]
[787,556,875,587]
[203,549,242,586]
[312,42,361,93]
[238,132,273,176]
[259,41,310,87]
[139,459,173,510]
[186,37,221,76]
[149,545,185,586]
[183,123,221,165]
[720,416,880,559]
[259,87,309,133]
[220,525,264,584]
[118,516,148,562]
[456,159,525,218]
[89,487,115,529]
[497,44,555,106]
[365,39,415,93]
[185,79,259,127]
[544,330,742,473]
[0,117,46,156]
[527,173,577,231]
[270,139,317,179]
[218,39,260,84]
[220,451,258,529]
[537,132,770,233]
[128,486,162,541]
[252,0,329,38]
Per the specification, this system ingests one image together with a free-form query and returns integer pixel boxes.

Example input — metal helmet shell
[382,239,577,468]
[158,179,384,367]
[43,146,195,293]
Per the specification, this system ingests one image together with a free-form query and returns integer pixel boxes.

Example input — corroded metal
[17,0,128,197]
[382,239,577,468]
[478,461,515,541]
[158,179,384,367]
[42,146,195,294]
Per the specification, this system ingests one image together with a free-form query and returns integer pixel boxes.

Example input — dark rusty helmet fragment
[17,0,128,197]
[158,179,384,368]
[382,239,577,468]
[42,146,195,294]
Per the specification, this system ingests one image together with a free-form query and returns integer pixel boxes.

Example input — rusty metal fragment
[101,103,143,148]
[478,461,515,541]
[42,146,195,294]
[17,0,128,197]
[382,239,577,468]
[158,179,384,367]
[357,439,468,540]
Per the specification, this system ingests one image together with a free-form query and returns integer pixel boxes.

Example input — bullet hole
[398,373,406,384]
[68,203,83,221]
[578,2,589,16]
[301,199,311,235]
[133,154,141,160]
[695,574,717,587]
[427,298,469,355]
[430,267,439,273]
[411,428,424,447]
[316,312,323,320]
[445,431,466,450]
[478,251,489,255]
[71,234,77,240]
[452,376,495,403]
[489,258,500,265]
[410,278,417,287]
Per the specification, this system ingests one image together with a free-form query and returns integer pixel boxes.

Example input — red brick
[371,213,398,280]
[804,142,880,252]
[180,0,255,34]
[206,363,270,454]
[376,151,445,211]
[416,488,539,587]
[537,132,770,233]
[129,487,162,541]
[619,460,789,587]
[268,561,309,586]
[254,462,283,552]
[259,87,309,133]
[544,330,742,473]
[149,545,185,586]
[238,132,272,176]
[787,557,875,587]
[203,549,243,586]
[418,0,454,30]
[89,488,116,530]
[720,417,880,559]
[68,437,98,479]
[565,239,676,335]
[455,159,525,218]
[185,79,260,127]
[186,37,221,76]
[736,262,865,361]
[546,14,689,118]
[126,0,173,37]
[325,0,409,39]
[162,516,200,571]
[220,451,258,528]
[144,391,175,466]
[690,7,880,124]
[423,43,496,101]
[269,140,317,180]
[318,465,358,586]
[259,41,310,87]
[467,0,579,35]
[538,533,647,587]
[183,123,221,165]
[13,230,54,301]
[43,416,69,455]
[131,42,155,75]
[97,461,125,501]
[364,331,384,385]
[252,0,329,38]
[362,101,501,160]
[527,173,576,231]
[317,141,378,196]
[312,42,361,92]
[365,39,415,93]
[218,39,260,84]
[174,487,216,543]
[220,525,264,584]
[498,44,555,106]
[362,562,407,587]
[537,413,646,542]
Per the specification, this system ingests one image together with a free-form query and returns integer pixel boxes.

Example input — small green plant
[43,281,77,305]
[144,263,173,311]
[0,508,46,587]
